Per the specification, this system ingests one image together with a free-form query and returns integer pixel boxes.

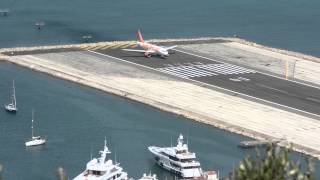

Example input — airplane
[122,30,177,58]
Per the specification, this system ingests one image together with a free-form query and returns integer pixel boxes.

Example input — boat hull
[25,139,46,147]
[4,104,17,112]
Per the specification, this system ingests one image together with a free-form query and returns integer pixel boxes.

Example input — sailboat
[4,80,17,112]
[25,110,46,147]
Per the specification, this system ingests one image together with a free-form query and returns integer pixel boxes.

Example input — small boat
[181,171,219,180]
[139,172,158,180]
[73,138,128,180]
[25,110,46,147]
[148,134,203,179]
[4,80,17,112]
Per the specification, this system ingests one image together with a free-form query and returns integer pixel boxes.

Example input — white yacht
[4,80,17,112]
[73,139,128,180]
[148,134,203,179]
[138,173,158,180]
[25,110,46,147]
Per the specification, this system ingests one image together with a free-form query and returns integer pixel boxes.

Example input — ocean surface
[0,0,319,57]
[1,0,320,179]
[0,62,318,179]
[0,61,319,179]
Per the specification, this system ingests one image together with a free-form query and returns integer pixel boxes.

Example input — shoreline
[5,59,316,159]
[2,37,320,160]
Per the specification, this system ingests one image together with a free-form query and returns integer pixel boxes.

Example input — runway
[90,48,320,117]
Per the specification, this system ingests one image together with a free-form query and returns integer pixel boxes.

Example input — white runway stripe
[157,68,189,78]
[165,67,199,77]
[196,64,256,75]
[157,63,255,78]
[157,66,216,78]
[175,66,214,77]
[163,66,217,77]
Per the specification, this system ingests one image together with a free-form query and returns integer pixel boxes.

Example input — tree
[227,143,315,180]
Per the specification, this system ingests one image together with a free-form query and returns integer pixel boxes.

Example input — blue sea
[0,0,319,56]
[0,61,318,179]
[0,0,320,179]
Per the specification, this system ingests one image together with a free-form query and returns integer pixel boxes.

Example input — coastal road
[83,47,320,118]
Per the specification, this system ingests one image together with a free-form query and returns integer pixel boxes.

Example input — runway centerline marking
[255,83,289,94]
[306,97,320,104]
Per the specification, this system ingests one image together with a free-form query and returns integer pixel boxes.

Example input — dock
[238,139,281,148]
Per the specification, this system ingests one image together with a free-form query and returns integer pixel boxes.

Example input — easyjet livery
[122,30,177,58]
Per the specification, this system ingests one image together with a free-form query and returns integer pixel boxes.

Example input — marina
[2,60,317,179]
[0,61,254,179]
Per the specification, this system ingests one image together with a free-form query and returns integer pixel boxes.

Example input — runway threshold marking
[174,49,320,91]
[87,50,320,119]
[157,63,255,78]
[157,66,217,78]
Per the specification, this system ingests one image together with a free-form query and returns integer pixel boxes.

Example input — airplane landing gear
[144,52,152,58]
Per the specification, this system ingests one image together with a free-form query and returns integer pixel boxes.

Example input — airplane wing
[163,45,177,50]
[122,49,156,54]
[122,49,147,52]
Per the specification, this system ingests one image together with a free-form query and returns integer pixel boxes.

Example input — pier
[238,139,281,148]
[1,37,320,159]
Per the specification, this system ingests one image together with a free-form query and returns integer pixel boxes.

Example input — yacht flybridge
[73,139,128,180]
[148,134,203,178]
[4,80,17,112]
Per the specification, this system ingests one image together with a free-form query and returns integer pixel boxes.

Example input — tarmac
[180,41,320,88]
[2,38,320,159]
[91,48,320,117]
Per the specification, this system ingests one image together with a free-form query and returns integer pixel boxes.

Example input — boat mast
[31,110,34,138]
[12,80,16,107]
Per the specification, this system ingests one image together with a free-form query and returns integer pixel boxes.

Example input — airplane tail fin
[137,30,145,43]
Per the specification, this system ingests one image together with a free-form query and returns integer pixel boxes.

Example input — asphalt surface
[93,48,320,117]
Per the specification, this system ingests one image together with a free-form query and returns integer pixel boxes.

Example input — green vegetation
[226,144,315,180]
